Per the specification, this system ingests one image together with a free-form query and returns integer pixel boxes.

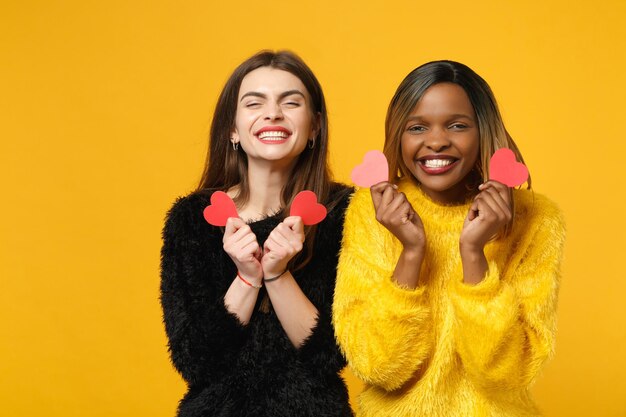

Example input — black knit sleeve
[296,185,353,375]
[160,193,248,386]
[297,304,346,374]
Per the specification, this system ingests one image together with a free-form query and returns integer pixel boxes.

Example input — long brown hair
[197,50,346,269]
[384,60,531,235]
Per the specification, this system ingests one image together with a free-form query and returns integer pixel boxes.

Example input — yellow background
[1,1,625,416]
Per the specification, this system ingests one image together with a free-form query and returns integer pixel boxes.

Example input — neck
[236,159,295,219]
[417,180,476,206]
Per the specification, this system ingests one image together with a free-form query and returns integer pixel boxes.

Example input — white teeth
[258,131,289,140]
[423,159,454,168]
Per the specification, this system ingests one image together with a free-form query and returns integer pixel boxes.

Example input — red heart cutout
[203,191,239,226]
[351,150,389,187]
[290,191,327,225]
[489,148,529,187]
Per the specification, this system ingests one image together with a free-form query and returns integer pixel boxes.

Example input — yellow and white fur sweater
[333,178,565,417]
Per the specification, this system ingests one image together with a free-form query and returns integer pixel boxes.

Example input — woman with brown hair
[160,50,353,417]
[333,60,565,416]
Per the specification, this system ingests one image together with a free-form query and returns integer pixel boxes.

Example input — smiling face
[231,67,318,168]
[401,82,480,205]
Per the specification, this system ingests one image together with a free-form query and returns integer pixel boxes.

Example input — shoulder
[513,189,564,229]
[163,191,220,241]
[344,186,377,224]
[328,182,354,208]
[511,189,566,246]
[342,187,391,247]
[322,183,355,222]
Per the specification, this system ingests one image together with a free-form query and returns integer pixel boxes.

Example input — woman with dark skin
[334,61,565,417]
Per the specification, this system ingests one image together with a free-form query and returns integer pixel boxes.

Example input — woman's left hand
[460,181,512,252]
[261,216,305,278]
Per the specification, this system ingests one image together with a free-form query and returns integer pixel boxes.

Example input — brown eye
[407,125,426,132]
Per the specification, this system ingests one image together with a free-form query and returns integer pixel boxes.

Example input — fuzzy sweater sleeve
[450,193,565,390]
[333,189,434,391]
[297,301,346,375]
[296,186,353,376]
[160,194,248,386]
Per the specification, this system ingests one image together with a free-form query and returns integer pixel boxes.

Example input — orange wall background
[1,1,625,416]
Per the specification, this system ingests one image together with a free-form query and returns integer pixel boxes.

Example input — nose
[424,128,451,152]
[264,103,284,121]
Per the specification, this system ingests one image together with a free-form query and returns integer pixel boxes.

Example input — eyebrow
[406,113,474,122]
[240,89,306,102]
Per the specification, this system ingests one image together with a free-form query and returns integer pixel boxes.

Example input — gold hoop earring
[231,140,239,151]
[308,139,315,149]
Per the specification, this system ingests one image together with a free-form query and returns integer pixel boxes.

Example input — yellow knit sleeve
[449,194,565,390]
[333,189,433,391]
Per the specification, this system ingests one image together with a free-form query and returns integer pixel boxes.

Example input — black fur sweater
[160,184,354,417]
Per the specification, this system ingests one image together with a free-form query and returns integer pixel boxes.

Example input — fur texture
[333,178,565,417]
[161,184,354,417]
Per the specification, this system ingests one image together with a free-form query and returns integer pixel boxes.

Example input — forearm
[162,282,249,384]
[451,262,556,388]
[460,243,488,284]
[264,271,319,348]
[161,195,252,384]
[334,253,433,390]
[223,274,262,325]
[393,247,424,289]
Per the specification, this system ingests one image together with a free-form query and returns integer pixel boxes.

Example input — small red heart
[351,150,389,187]
[203,191,239,226]
[489,148,529,187]
[290,191,327,225]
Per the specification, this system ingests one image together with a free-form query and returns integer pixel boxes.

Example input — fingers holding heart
[226,231,258,262]
[262,220,304,275]
[479,180,512,203]
[282,216,305,236]
[390,193,414,224]
[239,236,262,261]
[223,218,262,279]
[224,218,255,250]
[370,183,425,250]
[264,222,304,256]
[370,182,396,211]
[463,183,512,247]
[477,184,512,221]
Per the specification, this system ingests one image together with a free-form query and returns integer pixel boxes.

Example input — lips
[255,126,292,144]
[417,155,459,174]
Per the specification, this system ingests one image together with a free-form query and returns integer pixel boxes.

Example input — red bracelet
[237,271,262,289]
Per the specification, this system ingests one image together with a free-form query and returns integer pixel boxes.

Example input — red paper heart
[203,191,239,226]
[351,150,389,187]
[290,191,327,225]
[489,148,529,187]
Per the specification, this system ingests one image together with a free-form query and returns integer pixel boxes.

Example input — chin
[254,151,300,163]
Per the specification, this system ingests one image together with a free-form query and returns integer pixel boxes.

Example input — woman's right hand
[223,217,263,282]
[370,182,426,253]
